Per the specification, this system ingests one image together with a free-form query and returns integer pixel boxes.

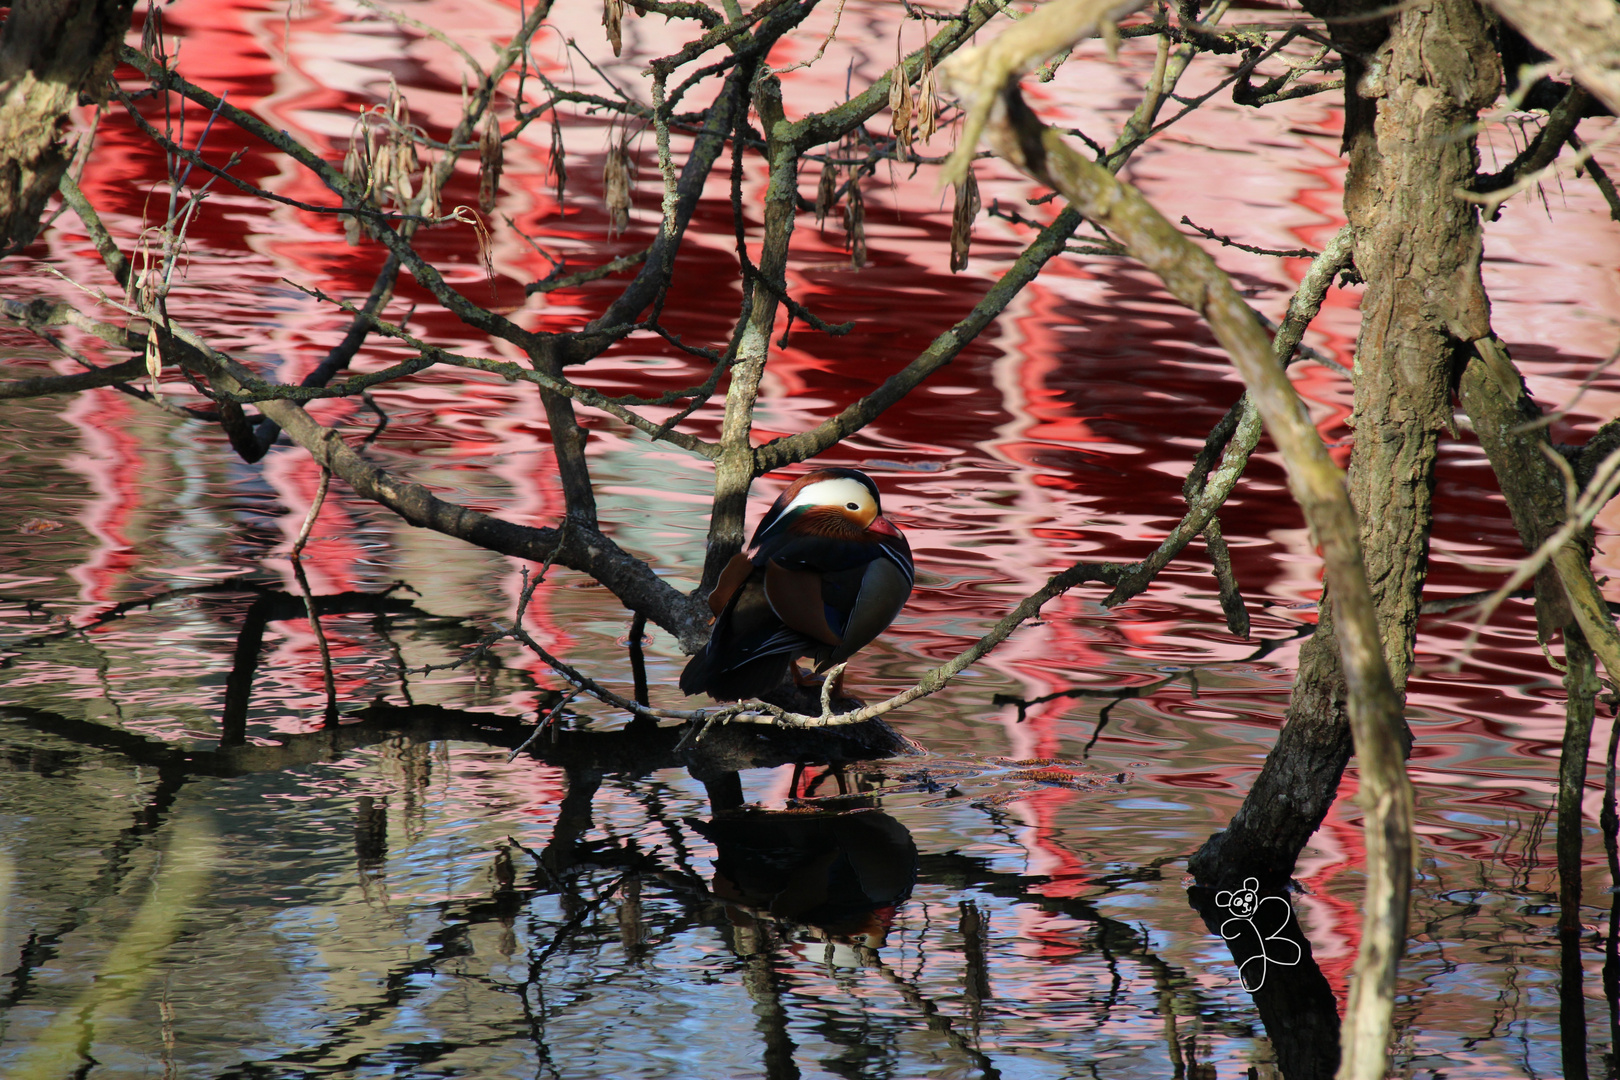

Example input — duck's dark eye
[846,502,860,511]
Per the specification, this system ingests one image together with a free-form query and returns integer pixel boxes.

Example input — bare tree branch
[1472,83,1593,202]
[0,294,712,648]
[941,16,1409,1074]
[1572,132,1620,221]
[1461,339,1620,696]
[1482,0,1620,116]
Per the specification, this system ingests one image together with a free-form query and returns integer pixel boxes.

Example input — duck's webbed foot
[791,663,824,688]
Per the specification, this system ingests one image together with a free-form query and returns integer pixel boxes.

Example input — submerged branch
[721,560,1126,728]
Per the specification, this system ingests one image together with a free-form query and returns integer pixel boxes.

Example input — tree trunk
[1192,0,1502,885]
[0,0,135,256]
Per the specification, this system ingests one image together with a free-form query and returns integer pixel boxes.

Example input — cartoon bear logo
[1214,877,1302,992]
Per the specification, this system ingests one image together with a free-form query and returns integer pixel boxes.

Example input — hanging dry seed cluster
[888,38,913,162]
[419,156,441,219]
[603,136,633,237]
[888,38,941,162]
[915,45,938,142]
[549,113,568,208]
[603,0,625,56]
[340,80,445,243]
[950,168,980,273]
[815,158,838,231]
[140,4,165,60]
[376,80,421,205]
[130,242,163,391]
[478,112,504,215]
[341,125,366,245]
[844,170,866,268]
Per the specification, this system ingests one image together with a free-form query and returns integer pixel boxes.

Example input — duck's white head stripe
[782,477,876,517]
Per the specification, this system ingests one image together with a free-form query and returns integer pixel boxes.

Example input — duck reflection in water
[690,795,919,958]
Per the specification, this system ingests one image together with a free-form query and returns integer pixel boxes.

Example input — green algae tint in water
[2,1,1620,1077]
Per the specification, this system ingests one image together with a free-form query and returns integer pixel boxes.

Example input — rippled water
[3,1,1620,1076]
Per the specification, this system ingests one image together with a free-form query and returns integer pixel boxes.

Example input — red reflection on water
[9,0,1620,1003]
[61,392,145,609]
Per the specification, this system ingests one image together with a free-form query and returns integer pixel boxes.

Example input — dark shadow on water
[1187,877,1340,1080]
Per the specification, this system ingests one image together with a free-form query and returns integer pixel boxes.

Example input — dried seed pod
[401,126,420,177]
[604,0,625,57]
[949,168,980,273]
[844,172,866,268]
[916,47,938,142]
[383,83,419,207]
[479,112,504,215]
[132,256,163,388]
[549,118,567,207]
[371,138,395,201]
[342,140,364,191]
[144,332,163,389]
[604,138,632,237]
[387,77,405,126]
[365,119,382,197]
[141,6,163,59]
[420,160,441,219]
[393,151,413,204]
[132,259,154,323]
[888,40,913,162]
[815,159,837,230]
[343,135,369,244]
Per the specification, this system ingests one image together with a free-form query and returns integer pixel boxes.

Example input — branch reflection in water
[3,0,1617,1068]
[0,581,1335,1077]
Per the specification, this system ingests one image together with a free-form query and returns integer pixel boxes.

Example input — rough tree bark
[0,0,135,255]
[1191,0,1502,884]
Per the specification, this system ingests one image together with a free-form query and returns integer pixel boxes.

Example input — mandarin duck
[680,468,913,702]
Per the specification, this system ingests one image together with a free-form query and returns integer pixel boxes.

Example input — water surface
[3,1,1620,1076]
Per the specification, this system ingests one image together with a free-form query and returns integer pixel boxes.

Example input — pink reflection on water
[4,0,1620,1069]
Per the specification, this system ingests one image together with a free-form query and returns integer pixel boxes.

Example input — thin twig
[1573,133,1620,222]
[291,466,332,560]
[507,690,581,762]
[1180,215,1317,259]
